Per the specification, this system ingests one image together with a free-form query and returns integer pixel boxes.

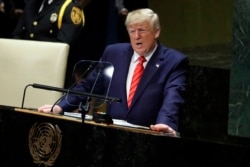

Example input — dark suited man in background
[38,8,189,136]
[0,0,26,38]
[115,0,148,42]
[12,0,85,44]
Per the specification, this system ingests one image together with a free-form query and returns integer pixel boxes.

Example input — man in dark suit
[38,8,189,135]
[12,0,84,45]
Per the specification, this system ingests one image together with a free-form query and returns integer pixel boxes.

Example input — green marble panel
[229,0,250,138]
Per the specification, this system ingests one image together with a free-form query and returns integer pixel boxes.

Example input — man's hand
[38,104,63,114]
[119,8,128,16]
[150,123,177,136]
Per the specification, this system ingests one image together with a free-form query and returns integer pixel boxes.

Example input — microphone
[31,83,121,102]
[32,83,65,92]
[21,83,121,109]
[21,83,67,109]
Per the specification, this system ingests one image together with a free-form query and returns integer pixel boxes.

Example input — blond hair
[125,8,160,31]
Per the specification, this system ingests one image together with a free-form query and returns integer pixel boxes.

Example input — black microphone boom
[31,83,121,103]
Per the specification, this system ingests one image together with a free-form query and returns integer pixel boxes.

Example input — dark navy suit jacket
[59,42,189,131]
[12,0,84,45]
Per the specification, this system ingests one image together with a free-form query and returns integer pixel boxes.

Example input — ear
[154,28,161,39]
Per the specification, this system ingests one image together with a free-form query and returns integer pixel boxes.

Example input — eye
[138,29,146,33]
[128,30,136,34]
[128,29,147,35]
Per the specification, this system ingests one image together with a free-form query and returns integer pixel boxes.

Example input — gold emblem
[29,122,62,167]
[71,6,82,25]
[50,13,58,23]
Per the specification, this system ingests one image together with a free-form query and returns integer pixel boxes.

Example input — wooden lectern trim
[14,108,178,138]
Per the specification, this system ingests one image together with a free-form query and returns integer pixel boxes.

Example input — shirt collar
[132,44,158,63]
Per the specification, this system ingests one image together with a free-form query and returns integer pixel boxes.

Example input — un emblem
[29,122,62,166]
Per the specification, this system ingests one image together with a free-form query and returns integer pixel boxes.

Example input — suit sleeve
[156,55,189,131]
[57,4,84,44]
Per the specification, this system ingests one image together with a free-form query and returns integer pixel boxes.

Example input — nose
[135,30,141,36]
[134,30,142,39]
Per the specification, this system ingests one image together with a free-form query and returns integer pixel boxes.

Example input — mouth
[136,42,143,47]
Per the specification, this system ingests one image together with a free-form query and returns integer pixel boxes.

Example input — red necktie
[127,56,146,107]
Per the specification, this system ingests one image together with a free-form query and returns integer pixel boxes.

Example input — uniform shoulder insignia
[71,6,83,25]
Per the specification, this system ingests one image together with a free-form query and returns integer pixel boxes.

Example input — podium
[0,106,176,167]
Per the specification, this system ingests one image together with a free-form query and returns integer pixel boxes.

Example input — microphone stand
[78,67,101,116]
[22,61,119,124]
[21,83,121,109]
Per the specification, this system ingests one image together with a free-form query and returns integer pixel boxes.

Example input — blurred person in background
[115,0,148,42]
[0,0,26,38]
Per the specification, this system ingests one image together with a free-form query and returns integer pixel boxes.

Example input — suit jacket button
[33,21,38,26]
[29,33,34,38]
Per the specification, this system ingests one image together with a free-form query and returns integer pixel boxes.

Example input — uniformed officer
[12,0,85,45]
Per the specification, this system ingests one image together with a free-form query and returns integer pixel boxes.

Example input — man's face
[127,21,160,56]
